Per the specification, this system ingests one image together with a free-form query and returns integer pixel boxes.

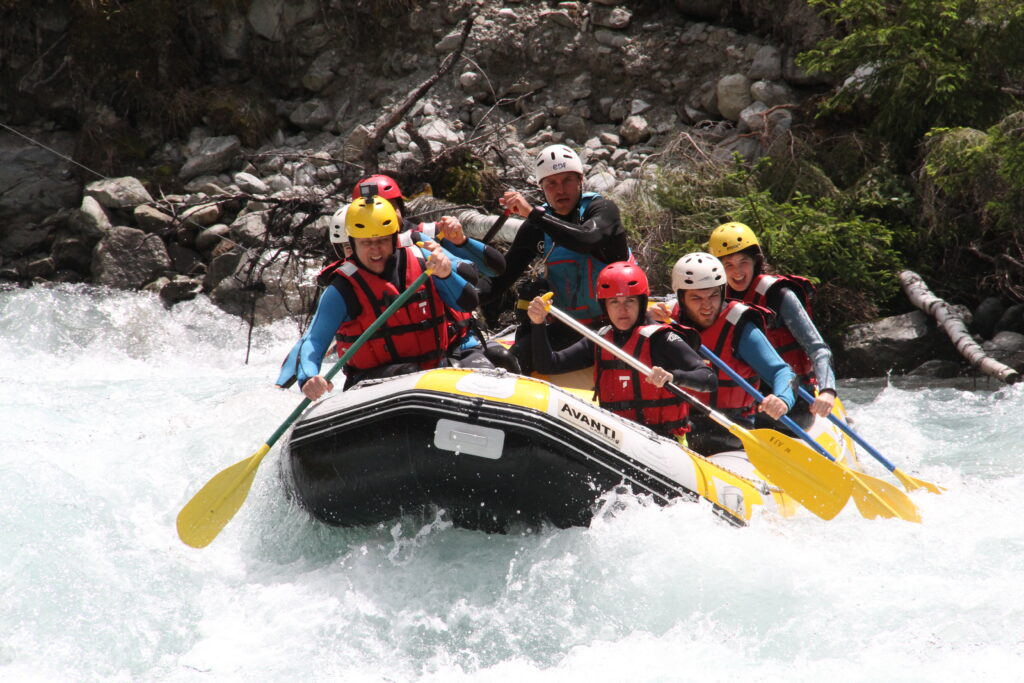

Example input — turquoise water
[2,284,1022,682]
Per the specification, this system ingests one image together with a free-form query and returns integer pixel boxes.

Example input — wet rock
[0,222,54,258]
[133,205,174,234]
[907,359,962,379]
[841,310,957,377]
[971,296,1005,339]
[85,177,154,210]
[0,129,79,228]
[179,136,241,181]
[716,74,752,121]
[159,275,203,306]
[92,226,172,289]
[25,256,56,279]
[69,196,113,240]
[51,231,94,273]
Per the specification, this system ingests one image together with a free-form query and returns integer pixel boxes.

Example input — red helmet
[597,262,649,299]
[352,174,403,201]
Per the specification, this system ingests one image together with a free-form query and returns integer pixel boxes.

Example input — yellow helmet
[708,222,760,258]
[345,195,399,239]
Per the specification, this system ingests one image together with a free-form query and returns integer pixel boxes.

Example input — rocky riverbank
[1,0,1021,380]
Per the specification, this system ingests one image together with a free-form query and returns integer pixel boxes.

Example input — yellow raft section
[414,368,798,523]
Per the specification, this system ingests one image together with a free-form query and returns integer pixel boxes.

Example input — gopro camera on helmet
[359,183,379,200]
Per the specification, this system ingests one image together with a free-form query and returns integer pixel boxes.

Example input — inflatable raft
[280,367,814,531]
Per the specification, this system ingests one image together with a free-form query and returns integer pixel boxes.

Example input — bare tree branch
[360,11,477,173]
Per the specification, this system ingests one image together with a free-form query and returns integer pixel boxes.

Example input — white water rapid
[2,284,1022,682]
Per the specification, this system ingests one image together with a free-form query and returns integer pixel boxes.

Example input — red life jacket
[672,300,764,414]
[396,229,477,352]
[593,324,694,436]
[332,245,449,371]
[732,273,815,379]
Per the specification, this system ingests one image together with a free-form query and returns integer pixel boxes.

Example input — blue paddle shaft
[699,345,837,462]
[795,385,898,472]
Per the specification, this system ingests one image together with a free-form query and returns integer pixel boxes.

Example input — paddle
[538,297,854,520]
[176,269,435,548]
[699,345,922,523]
[481,207,512,244]
[795,385,944,494]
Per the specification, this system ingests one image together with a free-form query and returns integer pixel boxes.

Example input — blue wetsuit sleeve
[275,337,304,387]
[736,322,795,409]
[417,245,479,312]
[777,288,837,393]
[441,237,506,278]
[288,286,349,386]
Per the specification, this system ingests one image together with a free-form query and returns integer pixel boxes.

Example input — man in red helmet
[526,261,715,440]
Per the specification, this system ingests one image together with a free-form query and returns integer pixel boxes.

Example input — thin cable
[0,121,109,181]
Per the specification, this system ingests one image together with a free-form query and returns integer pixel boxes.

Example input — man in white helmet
[652,252,796,456]
[482,144,631,372]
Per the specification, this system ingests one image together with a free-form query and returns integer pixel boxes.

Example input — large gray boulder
[179,136,241,181]
[841,310,957,377]
[0,130,80,231]
[84,176,153,210]
[208,250,317,325]
[91,226,172,289]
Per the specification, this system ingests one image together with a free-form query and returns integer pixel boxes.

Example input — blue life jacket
[542,192,628,323]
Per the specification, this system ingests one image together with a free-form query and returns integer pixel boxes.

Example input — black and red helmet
[352,174,403,201]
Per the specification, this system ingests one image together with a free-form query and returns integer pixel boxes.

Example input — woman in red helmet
[526,261,716,439]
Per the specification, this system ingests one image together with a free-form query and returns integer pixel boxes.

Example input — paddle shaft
[542,302,856,520]
[481,208,512,244]
[702,344,927,521]
[543,304,733,428]
[262,269,434,451]
[795,386,895,469]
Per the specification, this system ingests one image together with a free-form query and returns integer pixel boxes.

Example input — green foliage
[432,149,488,207]
[918,114,1024,299]
[627,157,904,336]
[798,0,1024,154]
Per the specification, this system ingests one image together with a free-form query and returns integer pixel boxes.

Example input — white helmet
[671,252,726,291]
[328,204,349,244]
[535,144,584,182]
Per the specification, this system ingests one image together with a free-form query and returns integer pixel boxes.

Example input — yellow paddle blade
[176,444,271,548]
[894,468,945,494]
[847,468,922,523]
[737,427,854,520]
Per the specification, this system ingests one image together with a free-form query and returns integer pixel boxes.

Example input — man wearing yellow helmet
[275,196,479,396]
[707,221,837,421]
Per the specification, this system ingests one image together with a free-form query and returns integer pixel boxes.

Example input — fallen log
[406,196,523,244]
[899,270,1020,384]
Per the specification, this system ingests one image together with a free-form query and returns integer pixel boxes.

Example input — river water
[2,284,1021,682]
